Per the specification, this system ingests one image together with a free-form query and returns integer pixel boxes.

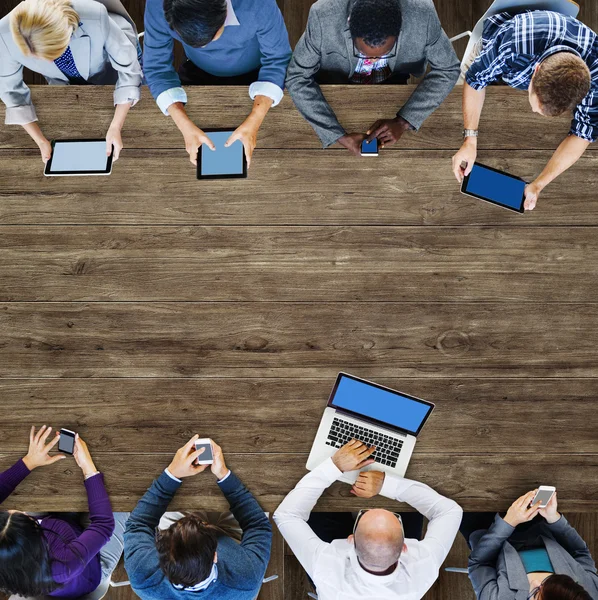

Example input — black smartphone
[58,429,76,455]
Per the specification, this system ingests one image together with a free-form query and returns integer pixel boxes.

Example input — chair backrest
[461,0,580,71]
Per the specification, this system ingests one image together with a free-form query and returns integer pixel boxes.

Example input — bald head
[353,509,404,572]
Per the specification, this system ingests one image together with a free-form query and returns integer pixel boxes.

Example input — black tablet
[44,139,112,176]
[461,162,526,213]
[197,129,247,179]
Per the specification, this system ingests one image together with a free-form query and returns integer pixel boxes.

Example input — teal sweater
[124,471,272,600]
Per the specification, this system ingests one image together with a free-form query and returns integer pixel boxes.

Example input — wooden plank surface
[1,226,598,302]
[0,87,583,151]
[1,150,598,226]
[0,302,597,378]
[0,378,597,454]
[1,451,596,512]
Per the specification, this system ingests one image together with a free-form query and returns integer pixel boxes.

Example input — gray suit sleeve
[285,6,346,148]
[547,515,598,574]
[468,515,514,600]
[397,8,460,130]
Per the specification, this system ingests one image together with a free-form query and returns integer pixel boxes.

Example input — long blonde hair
[10,0,79,61]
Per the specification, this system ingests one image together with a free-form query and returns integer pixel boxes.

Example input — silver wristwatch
[463,129,479,138]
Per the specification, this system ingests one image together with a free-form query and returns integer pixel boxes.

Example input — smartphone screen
[361,139,378,156]
[195,440,214,464]
[58,429,76,455]
[533,488,555,507]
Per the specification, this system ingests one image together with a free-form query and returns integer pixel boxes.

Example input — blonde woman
[0,0,142,163]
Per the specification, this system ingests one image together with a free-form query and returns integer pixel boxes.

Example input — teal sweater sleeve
[124,470,180,590]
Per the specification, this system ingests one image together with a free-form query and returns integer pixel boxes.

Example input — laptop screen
[329,374,434,436]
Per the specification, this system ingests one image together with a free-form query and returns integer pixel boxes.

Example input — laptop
[306,373,435,483]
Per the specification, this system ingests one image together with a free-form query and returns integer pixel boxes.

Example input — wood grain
[1,150,598,226]
[1,226,598,302]
[0,302,597,378]
[0,378,596,454]
[0,87,584,151]
[1,452,596,512]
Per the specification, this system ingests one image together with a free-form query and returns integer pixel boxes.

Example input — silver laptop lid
[327,373,435,437]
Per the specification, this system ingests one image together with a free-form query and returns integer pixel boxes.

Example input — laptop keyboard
[325,417,404,468]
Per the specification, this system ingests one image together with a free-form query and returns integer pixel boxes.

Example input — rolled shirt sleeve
[465,19,515,90]
[572,88,598,142]
[251,0,291,107]
[156,87,188,116]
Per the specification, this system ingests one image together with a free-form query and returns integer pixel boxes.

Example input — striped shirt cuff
[249,81,284,107]
[156,87,188,116]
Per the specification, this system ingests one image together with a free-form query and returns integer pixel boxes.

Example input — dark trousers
[307,511,425,543]
[315,70,410,85]
[178,60,261,86]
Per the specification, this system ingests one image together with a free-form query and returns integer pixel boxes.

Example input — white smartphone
[532,486,556,508]
[194,438,214,465]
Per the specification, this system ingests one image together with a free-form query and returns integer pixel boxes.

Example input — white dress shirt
[273,458,463,600]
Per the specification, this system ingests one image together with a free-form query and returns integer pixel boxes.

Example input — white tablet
[44,139,113,176]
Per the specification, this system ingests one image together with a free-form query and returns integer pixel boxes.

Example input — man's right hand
[181,123,216,166]
[167,435,210,479]
[503,490,542,527]
[332,439,376,473]
[452,138,477,183]
[338,133,366,156]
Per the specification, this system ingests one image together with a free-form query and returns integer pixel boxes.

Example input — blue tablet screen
[200,131,244,176]
[465,164,526,210]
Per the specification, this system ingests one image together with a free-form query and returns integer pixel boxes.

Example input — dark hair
[156,515,219,587]
[163,0,227,47]
[349,0,402,48]
[0,511,58,597]
[533,52,591,117]
[541,574,593,600]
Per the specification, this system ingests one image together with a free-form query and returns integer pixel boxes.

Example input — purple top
[0,459,115,598]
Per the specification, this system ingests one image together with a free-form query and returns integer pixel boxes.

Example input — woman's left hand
[106,126,123,161]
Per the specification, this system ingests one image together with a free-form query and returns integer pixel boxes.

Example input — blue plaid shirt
[466,11,598,142]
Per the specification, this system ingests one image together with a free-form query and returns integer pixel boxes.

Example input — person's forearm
[532,135,590,192]
[245,95,273,129]
[22,121,47,145]
[110,102,132,130]
[168,102,195,135]
[463,83,486,130]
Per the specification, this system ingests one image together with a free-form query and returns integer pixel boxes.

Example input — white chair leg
[445,567,469,573]
[450,31,472,42]
[109,580,132,587]
[262,575,279,583]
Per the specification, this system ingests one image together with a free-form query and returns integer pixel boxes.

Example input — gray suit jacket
[469,515,598,600]
[285,0,460,147]
[0,0,142,125]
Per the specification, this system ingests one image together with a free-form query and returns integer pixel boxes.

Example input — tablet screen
[199,131,246,178]
[47,140,110,174]
[463,163,526,212]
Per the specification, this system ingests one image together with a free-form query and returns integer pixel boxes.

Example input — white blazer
[0,0,142,125]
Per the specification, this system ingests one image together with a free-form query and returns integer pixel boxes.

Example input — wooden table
[0,86,597,514]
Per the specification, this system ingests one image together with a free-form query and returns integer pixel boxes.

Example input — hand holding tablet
[44,139,113,177]
[460,162,527,213]
[197,129,247,179]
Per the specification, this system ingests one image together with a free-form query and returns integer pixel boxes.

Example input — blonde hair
[10,0,79,61]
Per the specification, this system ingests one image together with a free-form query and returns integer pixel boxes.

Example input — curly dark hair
[349,0,402,48]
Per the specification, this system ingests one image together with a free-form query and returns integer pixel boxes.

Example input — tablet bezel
[44,139,113,176]
[461,162,526,214]
[196,128,248,180]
